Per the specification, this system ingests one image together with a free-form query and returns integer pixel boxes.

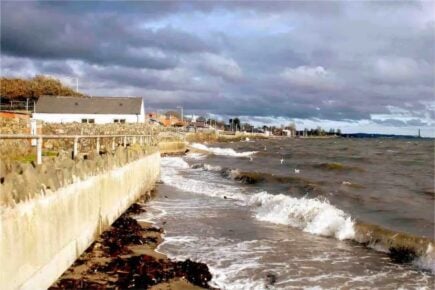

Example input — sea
[138,138,435,289]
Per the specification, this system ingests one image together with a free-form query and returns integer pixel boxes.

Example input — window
[120,119,126,123]
[81,119,87,123]
[82,119,95,123]
[114,119,126,123]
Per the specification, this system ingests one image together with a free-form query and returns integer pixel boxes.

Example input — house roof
[35,96,143,115]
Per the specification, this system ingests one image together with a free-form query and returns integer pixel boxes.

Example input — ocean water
[139,138,435,289]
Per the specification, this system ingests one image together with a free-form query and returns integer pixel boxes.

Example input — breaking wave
[247,191,355,240]
[190,143,257,157]
[161,156,435,273]
[162,157,354,241]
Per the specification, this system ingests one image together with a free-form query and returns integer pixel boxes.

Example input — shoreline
[50,193,214,290]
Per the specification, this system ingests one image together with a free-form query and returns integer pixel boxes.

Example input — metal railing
[0,134,155,165]
[0,100,35,112]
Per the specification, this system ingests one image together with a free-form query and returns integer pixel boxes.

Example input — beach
[50,196,213,289]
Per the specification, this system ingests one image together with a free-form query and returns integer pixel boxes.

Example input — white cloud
[373,57,420,82]
[198,53,243,82]
[280,66,339,91]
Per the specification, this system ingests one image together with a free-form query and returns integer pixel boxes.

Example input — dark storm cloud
[1,0,434,133]
[36,0,343,17]
[36,62,75,75]
[1,1,212,69]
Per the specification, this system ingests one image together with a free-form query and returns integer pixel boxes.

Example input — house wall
[139,102,145,121]
[32,113,144,124]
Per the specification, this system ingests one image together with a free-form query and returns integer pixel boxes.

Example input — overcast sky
[1,1,434,136]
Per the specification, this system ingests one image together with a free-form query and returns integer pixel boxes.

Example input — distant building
[162,111,184,126]
[190,116,207,128]
[33,96,145,124]
[282,129,294,137]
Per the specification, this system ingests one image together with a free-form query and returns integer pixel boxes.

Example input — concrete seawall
[0,152,160,290]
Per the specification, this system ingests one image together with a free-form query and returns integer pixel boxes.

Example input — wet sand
[50,198,213,289]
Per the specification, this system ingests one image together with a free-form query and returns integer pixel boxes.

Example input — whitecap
[190,143,257,157]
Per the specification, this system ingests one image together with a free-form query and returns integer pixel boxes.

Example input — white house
[33,96,145,124]
[282,129,294,137]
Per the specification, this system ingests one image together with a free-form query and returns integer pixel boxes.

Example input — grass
[12,150,59,163]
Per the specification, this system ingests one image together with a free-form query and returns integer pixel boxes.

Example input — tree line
[0,75,85,102]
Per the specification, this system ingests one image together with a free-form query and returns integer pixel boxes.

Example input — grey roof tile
[35,96,142,114]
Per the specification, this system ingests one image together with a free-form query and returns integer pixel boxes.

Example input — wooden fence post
[123,136,127,147]
[112,137,116,151]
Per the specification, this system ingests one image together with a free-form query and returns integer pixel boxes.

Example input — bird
[249,156,253,162]
[294,168,300,174]
[280,158,284,164]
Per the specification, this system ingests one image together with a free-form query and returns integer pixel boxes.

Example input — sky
[1,1,434,136]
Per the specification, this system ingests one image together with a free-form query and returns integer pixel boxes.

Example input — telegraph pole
[176,106,183,123]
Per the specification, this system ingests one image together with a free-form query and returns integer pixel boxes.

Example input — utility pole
[63,76,79,93]
[176,106,183,123]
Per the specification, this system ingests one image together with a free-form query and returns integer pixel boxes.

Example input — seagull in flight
[294,168,300,174]
[249,156,253,162]
[280,158,284,164]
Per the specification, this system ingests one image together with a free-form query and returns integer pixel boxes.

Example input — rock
[266,272,277,286]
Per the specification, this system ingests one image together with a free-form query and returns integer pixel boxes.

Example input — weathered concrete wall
[0,152,160,290]
[0,145,158,206]
[158,141,187,155]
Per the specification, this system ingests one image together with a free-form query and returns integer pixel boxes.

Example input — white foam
[186,152,207,160]
[162,156,190,170]
[157,236,273,290]
[162,157,355,241]
[161,157,355,240]
[190,143,257,157]
[161,157,246,200]
[203,163,222,172]
[247,192,355,240]
[414,244,435,274]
